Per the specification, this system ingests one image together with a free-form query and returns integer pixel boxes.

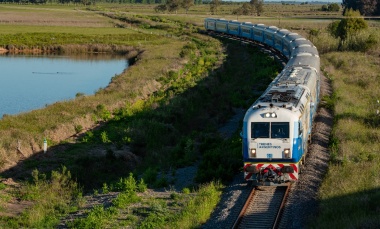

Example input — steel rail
[232,184,290,229]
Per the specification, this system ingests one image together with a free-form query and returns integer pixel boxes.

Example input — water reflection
[0,54,128,118]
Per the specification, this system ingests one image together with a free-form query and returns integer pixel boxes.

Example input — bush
[114,173,137,193]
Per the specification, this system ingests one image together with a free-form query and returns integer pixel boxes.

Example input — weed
[102,183,109,194]
[74,125,83,134]
[321,92,337,111]
[69,205,116,229]
[113,173,137,193]
[0,183,6,191]
[100,131,111,144]
[182,187,191,194]
[2,167,81,228]
[136,179,148,193]
[112,191,141,209]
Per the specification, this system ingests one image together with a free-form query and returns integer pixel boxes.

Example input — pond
[0,54,128,118]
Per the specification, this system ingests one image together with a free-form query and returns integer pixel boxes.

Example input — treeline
[321,3,340,12]
[343,0,380,16]
[0,0,203,4]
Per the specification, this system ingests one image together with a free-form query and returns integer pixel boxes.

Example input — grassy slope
[310,52,380,228]
[0,5,187,169]
[0,3,379,228]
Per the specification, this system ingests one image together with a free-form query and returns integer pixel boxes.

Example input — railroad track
[232,184,290,229]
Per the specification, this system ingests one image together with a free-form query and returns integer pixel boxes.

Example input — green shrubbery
[1,167,82,228]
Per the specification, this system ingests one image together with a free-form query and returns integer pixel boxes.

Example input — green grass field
[0,3,379,228]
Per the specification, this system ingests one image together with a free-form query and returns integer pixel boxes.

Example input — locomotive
[204,18,320,185]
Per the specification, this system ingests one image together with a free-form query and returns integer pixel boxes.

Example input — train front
[241,104,301,185]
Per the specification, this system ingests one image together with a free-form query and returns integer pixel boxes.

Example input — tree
[343,0,379,16]
[210,0,221,15]
[328,9,369,50]
[155,4,167,12]
[359,0,378,16]
[328,3,340,12]
[322,3,340,11]
[166,0,181,14]
[250,0,264,16]
[233,3,252,19]
[181,0,194,14]
[337,9,368,40]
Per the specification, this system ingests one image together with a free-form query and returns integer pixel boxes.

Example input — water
[0,55,128,118]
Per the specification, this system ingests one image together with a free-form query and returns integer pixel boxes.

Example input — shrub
[10,167,81,228]
[112,191,141,209]
[136,179,147,193]
[114,173,137,193]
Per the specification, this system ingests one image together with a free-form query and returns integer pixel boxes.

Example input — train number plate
[267,154,273,159]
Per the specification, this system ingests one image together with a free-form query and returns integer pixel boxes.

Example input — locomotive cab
[242,105,301,185]
[241,69,317,185]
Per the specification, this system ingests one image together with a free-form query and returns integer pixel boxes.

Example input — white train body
[204,18,320,185]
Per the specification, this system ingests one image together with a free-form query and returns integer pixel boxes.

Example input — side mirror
[240,131,243,138]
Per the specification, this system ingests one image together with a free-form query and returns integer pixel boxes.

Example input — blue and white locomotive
[204,18,320,185]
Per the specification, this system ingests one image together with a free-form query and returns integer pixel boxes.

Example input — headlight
[264,112,277,118]
[250,148,256,158]
[284,148,290,158]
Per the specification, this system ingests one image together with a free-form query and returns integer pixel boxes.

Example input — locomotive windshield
[251,122,289,139]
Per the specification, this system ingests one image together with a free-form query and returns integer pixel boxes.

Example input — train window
[275,37,282,45]
[252,122,289,139]
[265,32,272,40]
[271,122,289,138]
[251,122,270,138]
[254,31,261,37]
[216,24,227,30]
[242,28,250,34]
[229,25,238,32]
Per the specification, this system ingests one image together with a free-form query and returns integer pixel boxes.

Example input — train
[204,18,320,185]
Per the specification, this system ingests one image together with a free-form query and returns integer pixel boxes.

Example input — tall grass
[1,166,82,228]
[310,43,380,227]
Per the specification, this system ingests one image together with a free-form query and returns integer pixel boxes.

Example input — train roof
[229,20,242,24]
[287,53,320,72]
[284,33,303,43]
[253,24,267,30]
[275,66,317,85]
[266,26,279,32]
[275,29,291,37]
[257,84,305,107]
[292,45,319,57]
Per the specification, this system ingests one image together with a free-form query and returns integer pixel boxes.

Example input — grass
[0,25,140,35]
[0,167,82,228]
[0,2,379,228]
[309,43,380,227]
